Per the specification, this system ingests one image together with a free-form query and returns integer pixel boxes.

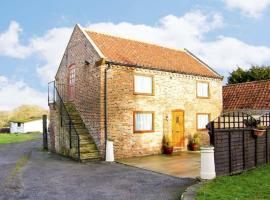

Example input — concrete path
[0,139,196,200]
[118,152,200,178]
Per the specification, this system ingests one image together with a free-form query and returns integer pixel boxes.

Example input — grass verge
[196,165,270,200]
[0,132,41,144]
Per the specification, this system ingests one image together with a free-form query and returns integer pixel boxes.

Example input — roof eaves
[184,48,223,79]
[105,60,222,80]
[224,79,270,87]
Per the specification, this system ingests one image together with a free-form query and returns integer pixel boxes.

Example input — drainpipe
[104,63,111,159]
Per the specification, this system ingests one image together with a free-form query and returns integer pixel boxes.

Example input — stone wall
[105,65,223,158]
[50,25,223,159]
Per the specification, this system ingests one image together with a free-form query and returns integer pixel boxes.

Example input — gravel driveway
[0,139,195,200]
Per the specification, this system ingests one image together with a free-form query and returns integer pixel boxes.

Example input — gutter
[104,63,111,158]
[105,60,223,80]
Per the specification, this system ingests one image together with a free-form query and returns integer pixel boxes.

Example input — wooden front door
[172,110,185,147]
[68,64,76,101]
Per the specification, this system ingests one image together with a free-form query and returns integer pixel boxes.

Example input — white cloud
[0,21,72,83]
[87,10,270,73]
[87,11,223,50]
[31,27,72,83]
[0,11,270,110]
[0,75,47,111]
[224,0,270,18]
[197,36,270,72]
[0,21,32,58]
[1,10,270,88]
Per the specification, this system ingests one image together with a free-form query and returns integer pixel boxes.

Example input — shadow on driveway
[0,140,196,200]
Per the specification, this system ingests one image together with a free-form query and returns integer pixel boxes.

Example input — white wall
[10,119,49,134]
[24,119,43,133]
[10,122,24,133]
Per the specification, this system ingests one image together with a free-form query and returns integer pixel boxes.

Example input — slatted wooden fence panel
[208,112,270,176]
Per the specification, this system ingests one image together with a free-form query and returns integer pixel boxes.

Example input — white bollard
[200,146,216,179]
[106,140,114,162]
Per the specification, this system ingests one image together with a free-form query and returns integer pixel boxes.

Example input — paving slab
[118,151,200,178]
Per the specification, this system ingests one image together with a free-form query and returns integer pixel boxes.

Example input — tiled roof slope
[85,30,221,79]
[223,80,270,111]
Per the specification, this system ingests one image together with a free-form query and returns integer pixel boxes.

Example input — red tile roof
[85,30,221,79]
[223,80,270,111]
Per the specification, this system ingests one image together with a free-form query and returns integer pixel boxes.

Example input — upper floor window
[197,82,209,98]
[134,74,154,95]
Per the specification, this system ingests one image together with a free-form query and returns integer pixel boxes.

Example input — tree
[8,105,48,122]
[0,105,48,128]
[0,111,9,127]
[227,66,270,85]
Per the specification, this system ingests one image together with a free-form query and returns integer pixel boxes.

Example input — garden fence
[208,112,270,176]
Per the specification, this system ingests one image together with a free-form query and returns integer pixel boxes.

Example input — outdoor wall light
[166,114,170,121]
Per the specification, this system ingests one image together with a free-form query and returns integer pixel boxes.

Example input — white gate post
[200,146,216,179]
[106,140,114,162]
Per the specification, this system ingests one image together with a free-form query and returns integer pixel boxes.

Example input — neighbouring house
[10,121,24,133]
[223,80,270,116]
[10,119,45,133]
[48,24,223,161]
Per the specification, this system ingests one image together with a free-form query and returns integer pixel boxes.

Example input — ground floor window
[197,113,210,130]
[134,111,154,133]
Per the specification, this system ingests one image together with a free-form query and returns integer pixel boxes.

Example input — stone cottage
[48,24,223,161]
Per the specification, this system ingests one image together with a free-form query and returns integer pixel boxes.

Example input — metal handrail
[48,81,80,160]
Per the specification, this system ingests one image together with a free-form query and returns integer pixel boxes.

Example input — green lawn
[0,132,41,144]
[196,165,270,200]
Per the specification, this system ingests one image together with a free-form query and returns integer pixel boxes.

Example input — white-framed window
[134,74,154,95]
[134,111,154,132]
[197,82,209,98]
[197,114,210,130]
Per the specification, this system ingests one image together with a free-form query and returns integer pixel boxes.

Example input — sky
[0,0,270,110]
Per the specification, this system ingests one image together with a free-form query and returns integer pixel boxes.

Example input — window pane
[197,114,209,129]
[134,75,153,94]
[135,113,153,131]
[69,68,76,85]
[197,82,209,97]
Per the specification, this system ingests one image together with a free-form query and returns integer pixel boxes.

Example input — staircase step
[80,139,95,145]
[72,125,86,129]
[67,112,80,116]
[69,116,82,120]
[80,157,101,162]
[80,143,97,149]
[80,152,99,160]
[60,102,100,160]
[80,145,98,153]
[70,118,82,122]
[79,134,91,140]
[77,132,88,136]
